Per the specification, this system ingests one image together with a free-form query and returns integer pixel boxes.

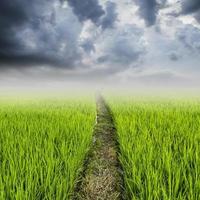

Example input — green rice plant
[0,98,95,200]
[109,97,200,200]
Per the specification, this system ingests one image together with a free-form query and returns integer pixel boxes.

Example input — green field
[109,97,200,199]
[0,97,95,199]
[1,93,200,199]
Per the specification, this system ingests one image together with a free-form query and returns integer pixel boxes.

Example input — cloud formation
[0,0,30,64]
[67,0,105,25]
[101,2,118,30]
[180,0,200,24]
[134,0,158,26]
[134,0,166,26]
[0,0,119,69]
[0,0,200,86]
[0,0,83,68]
[176,25,200,53]
[97,25,145,68]
[181,0,200,14]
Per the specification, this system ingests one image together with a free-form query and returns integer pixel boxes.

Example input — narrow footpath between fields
[74,95,124,200]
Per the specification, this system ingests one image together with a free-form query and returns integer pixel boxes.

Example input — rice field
[109,97,200,199]
[1,92,200,200]
[0,97,95,199]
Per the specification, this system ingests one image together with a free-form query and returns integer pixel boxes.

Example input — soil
[74,95,124,200]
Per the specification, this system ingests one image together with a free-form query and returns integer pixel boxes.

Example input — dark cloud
[101,2,118,30]
[0,1,28,25]
[1,0,199,83]
[180,0,200,24]
[133,0,168,26]
[0,0,29,57]
[0,0,82,68]
[0,54,63,67]
[67,0,105,25]
[0,0,119,69]
[181,0,200,15]
[134,0,158,26]
[67,0,118,29]
[195,12,200,23]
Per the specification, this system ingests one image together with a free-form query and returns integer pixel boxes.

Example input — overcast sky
[0,0,200,87]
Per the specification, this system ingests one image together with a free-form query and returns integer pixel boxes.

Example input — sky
[0,0,200,88]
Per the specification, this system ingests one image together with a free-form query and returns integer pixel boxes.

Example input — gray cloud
[0,0,31,59]
[80,38,95,54]
[96,25,146,73]
[180,0,200,24]
[133,0,168,26]
[67,0,105,25]
[67,0,118,29]
[135,0,158,26]
[134,0,158,26]
[0,0,119,70]
[101,2,118,30]
[176,25,200,53]
[169,52,179,61]
[0,0,200,86]
[181,0,200,15]
[0,0,83,68]
[195,11,200,23]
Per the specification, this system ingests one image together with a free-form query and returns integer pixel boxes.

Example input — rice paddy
[109,97,200,200]
[0,93,200,200]
[0,97,95,199]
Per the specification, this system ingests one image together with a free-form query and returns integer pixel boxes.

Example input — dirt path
[74,95,123,200]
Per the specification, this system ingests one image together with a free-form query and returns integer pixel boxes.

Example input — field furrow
[74,95,123,200]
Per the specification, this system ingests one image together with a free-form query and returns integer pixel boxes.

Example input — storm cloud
[134,0,158,26]
[0,0,30,60]
[67,0,105,25]
[134,0,166,26]
[0,0,200,86]
[101,2,118,30]
[96,25,146,73]
[0,0,83,68]
[195,12,200,23]
[0,0,119,69]
[181,0,200,15]
[67,0,118,29]
[180,0,200,24]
